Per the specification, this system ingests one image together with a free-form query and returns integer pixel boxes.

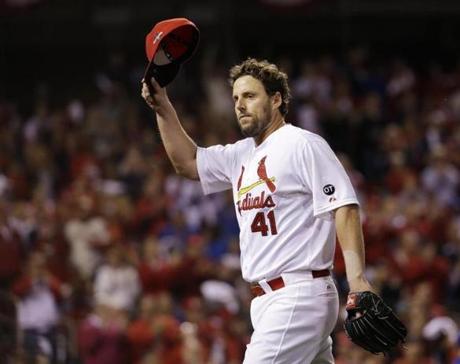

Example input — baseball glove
[344,291,407,355]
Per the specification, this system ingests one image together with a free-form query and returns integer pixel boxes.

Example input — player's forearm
[141,79,199,180]
[155,102,199,180]
[335,204,372,292]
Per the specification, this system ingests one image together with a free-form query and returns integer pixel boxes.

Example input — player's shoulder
[233,137,254,148]
[208,137,252,153]
[226,137,254,153]
[284,124,329,147]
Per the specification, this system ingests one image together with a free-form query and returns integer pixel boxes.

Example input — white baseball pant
[243,273,339,364]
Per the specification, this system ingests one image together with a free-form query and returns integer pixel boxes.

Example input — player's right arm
[141,77,199,180]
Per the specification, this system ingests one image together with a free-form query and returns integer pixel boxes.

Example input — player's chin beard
[240,109,272,138]
[240,118,265,138]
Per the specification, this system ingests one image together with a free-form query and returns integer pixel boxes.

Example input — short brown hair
[229,58,291,116]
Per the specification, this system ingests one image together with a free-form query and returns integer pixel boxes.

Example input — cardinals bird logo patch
[257,156,276,193]
[237,156,276,199]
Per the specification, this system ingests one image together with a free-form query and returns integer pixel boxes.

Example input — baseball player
[141,58,374,363]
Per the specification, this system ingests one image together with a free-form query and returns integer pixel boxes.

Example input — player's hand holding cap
[144,18,199,88]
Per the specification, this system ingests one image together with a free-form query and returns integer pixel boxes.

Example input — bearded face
[233,75,274,138]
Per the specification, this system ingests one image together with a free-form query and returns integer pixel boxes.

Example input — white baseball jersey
[196,124,358,282]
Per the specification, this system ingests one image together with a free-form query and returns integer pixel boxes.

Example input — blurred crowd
[1,48,460,363]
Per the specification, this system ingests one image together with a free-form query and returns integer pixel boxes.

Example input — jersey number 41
[251,210,278,236]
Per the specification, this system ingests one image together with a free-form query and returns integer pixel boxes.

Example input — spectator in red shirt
[78,304,129,364]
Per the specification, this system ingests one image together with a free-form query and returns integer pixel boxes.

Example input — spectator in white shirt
[94,244,140,312]
[64,194,110,280]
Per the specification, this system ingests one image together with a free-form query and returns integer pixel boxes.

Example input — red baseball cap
[144,18,199,87]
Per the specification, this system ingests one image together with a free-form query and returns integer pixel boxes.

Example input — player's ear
[271,92,282,111]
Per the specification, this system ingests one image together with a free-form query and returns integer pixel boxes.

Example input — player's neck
[254,114,286,146]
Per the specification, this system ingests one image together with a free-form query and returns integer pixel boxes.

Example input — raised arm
[141,77,199,180]
[334,204,373,293]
